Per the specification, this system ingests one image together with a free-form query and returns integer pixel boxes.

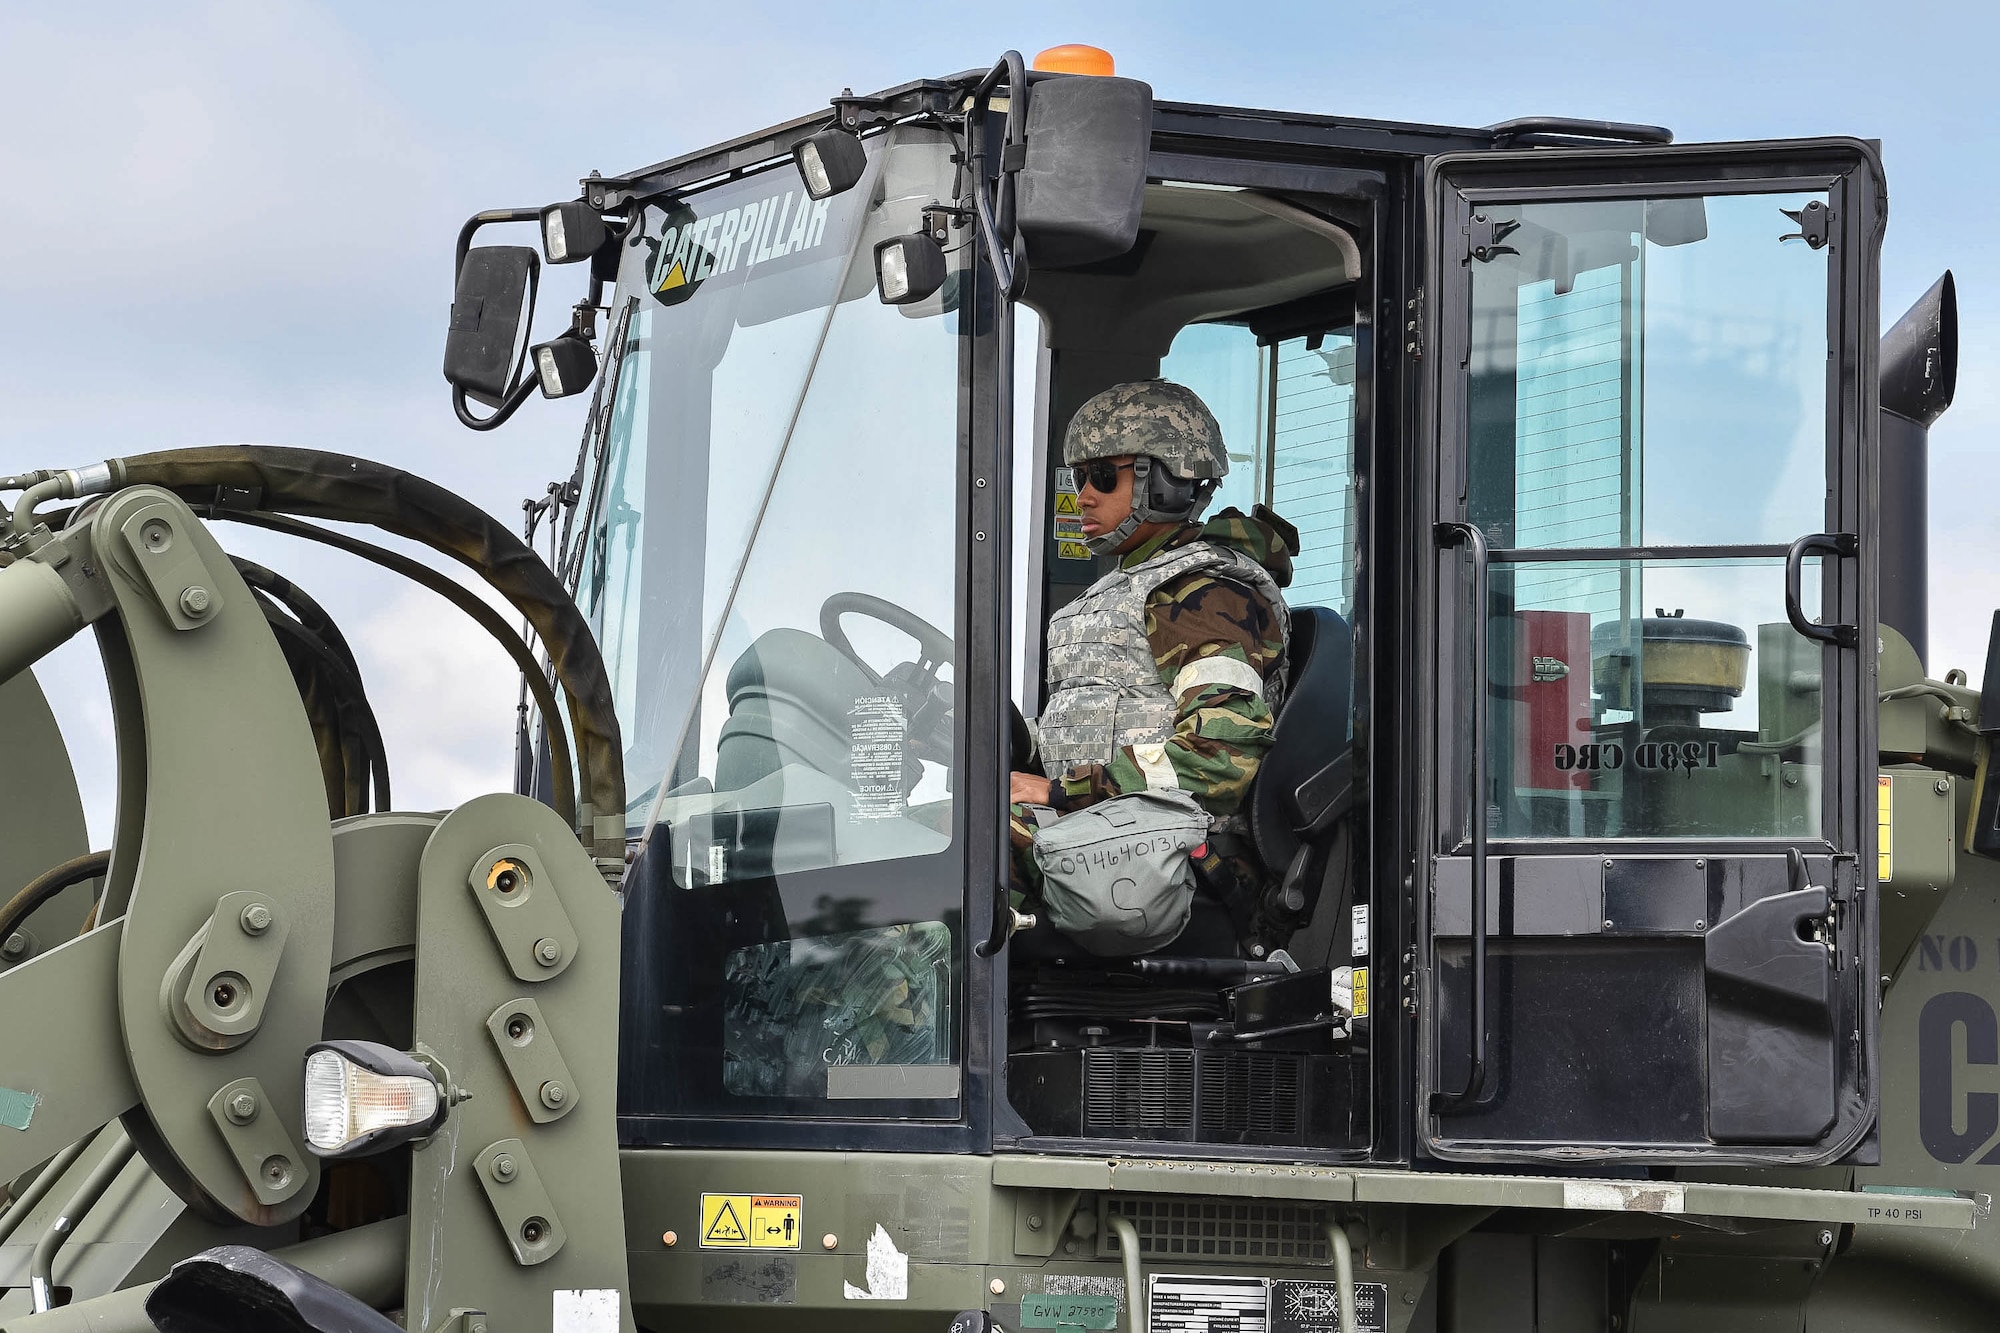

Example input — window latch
[1466,213,1520,263]
[1780,200,1834,250]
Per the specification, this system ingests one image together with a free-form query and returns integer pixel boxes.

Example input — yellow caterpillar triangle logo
[656,261,688,292]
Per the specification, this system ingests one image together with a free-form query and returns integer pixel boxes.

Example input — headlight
[303,1041,445,1159]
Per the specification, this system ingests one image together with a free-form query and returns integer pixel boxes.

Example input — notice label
[701,1193,804,1249]
[849,696,908,820]
[1351,904,1369,958]
[1351,967,1369,1018]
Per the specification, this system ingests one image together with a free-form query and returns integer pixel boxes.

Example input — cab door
[1419,141,1883,1163]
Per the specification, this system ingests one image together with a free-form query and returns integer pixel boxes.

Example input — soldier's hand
[1009,771,1055,806]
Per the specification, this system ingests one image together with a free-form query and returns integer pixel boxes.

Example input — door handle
[1433,521,1490,1113]
[1783,532,1858,648]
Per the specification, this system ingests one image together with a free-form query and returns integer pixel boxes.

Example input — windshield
[584,125,969,1123]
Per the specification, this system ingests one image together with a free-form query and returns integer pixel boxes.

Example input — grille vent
[1198,1051,1302,1137]
[1084,1050,1194,1135]
[1099,1195,1331,1263]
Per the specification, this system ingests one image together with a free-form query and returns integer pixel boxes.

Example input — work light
[793,128,866,200]
[874,234,947,305]
[539,201,609,264]
[531,334,598,398]
[302,1041,445,1159]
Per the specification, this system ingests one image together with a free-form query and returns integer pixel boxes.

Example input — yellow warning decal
[1351,967,1370,1018]
[1878,773,1893,883]
[1057,541,1092,561]
[701,1193,802,1249]
[701,1194,749,1247]
[1054,490,1081,515]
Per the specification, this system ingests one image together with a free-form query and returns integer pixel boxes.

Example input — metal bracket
[486,998,580,1124]
[466,844,578,983]
[162,891,291,1050]
[430,1310,490,1333]
[205,1076,309,1207]
[117,500,225,630]
[1780,200,1834,250]
[1466,213,1520,263]
[472,1139,568,1266]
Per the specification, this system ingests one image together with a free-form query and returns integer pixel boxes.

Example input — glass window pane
[591,127,966,1123]
[1482,557,1823,839]
[1271,333,1357,616]
[1468,192,1831,550]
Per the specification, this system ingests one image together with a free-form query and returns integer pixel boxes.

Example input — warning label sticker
[1878,773,1893,883]
[1054,471,1090,560]
[1351,968,1370,1018]
[1272,1278,1389,1332]
[701,1193,803,1249]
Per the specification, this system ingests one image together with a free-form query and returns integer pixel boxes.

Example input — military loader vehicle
[0,40,1994,1333]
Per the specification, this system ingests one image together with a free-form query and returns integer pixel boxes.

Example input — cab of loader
[447,54,1889,1171]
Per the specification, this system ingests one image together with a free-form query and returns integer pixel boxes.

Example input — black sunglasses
[1075,460,1135,494]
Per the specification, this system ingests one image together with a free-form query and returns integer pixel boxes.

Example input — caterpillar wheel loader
[1,42,1994,1333]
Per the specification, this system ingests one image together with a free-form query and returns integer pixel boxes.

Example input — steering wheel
[820,593,957,763]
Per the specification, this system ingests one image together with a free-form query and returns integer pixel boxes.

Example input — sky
[2,0,1995,843]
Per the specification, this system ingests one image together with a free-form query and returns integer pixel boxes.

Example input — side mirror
[443,245,539,408]
[1014,74,1153,268]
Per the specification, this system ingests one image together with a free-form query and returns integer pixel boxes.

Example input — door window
[1461,190,1834,840]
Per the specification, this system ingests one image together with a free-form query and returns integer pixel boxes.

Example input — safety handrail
[1434,522,1490,1113]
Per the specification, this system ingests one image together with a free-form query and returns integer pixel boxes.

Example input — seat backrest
[1250,606,1354,875]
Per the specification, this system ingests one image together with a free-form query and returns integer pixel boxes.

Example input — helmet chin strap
[1081,457,1215,556]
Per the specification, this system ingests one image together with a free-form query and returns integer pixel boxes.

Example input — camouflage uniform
[1012,505,1300,950]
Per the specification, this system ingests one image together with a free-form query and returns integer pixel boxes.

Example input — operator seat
[1249,605,1356,917]
[714,627,910,792]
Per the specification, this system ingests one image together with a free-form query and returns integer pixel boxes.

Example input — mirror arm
[966,51,1030,300]
[452,377,538,433]
[454,208,543,277]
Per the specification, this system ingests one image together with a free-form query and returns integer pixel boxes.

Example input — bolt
[662,1230,678,1248]
[1694,859,1705,869]
[822,1233,839,1250]
[1605,859,1615,869]
[226,1090,259,1124]
[239,903,272,935]
[1819,1229,1834,1247]
[1694,920,1706,931]
[1937,779,1952,795]
[540,1081,567,1109]
[179,586,211,615]
[1026,1213,1043,1231]
[1404,1292,1417,1306]
[1603,920,1615,930]
[1063,1239,1078,1254]
[1784,769,1801,787]
[1,933,26,959]
[522,1217,547,1244]
[491,1155,517,1182]
[534,938,562,967]
[990,1278,1007,1296]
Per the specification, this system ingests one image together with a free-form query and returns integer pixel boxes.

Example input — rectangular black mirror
[1015,74,1153,269]
[442,245,539,406]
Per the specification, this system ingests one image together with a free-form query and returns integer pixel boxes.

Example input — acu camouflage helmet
[1063,380,1229,481]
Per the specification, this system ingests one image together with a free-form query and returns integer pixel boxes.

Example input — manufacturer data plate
[1271,1279,1389,1333]
[1148,1273,1269,1333]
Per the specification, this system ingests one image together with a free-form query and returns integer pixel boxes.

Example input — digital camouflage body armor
[1038,538,1291,803]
